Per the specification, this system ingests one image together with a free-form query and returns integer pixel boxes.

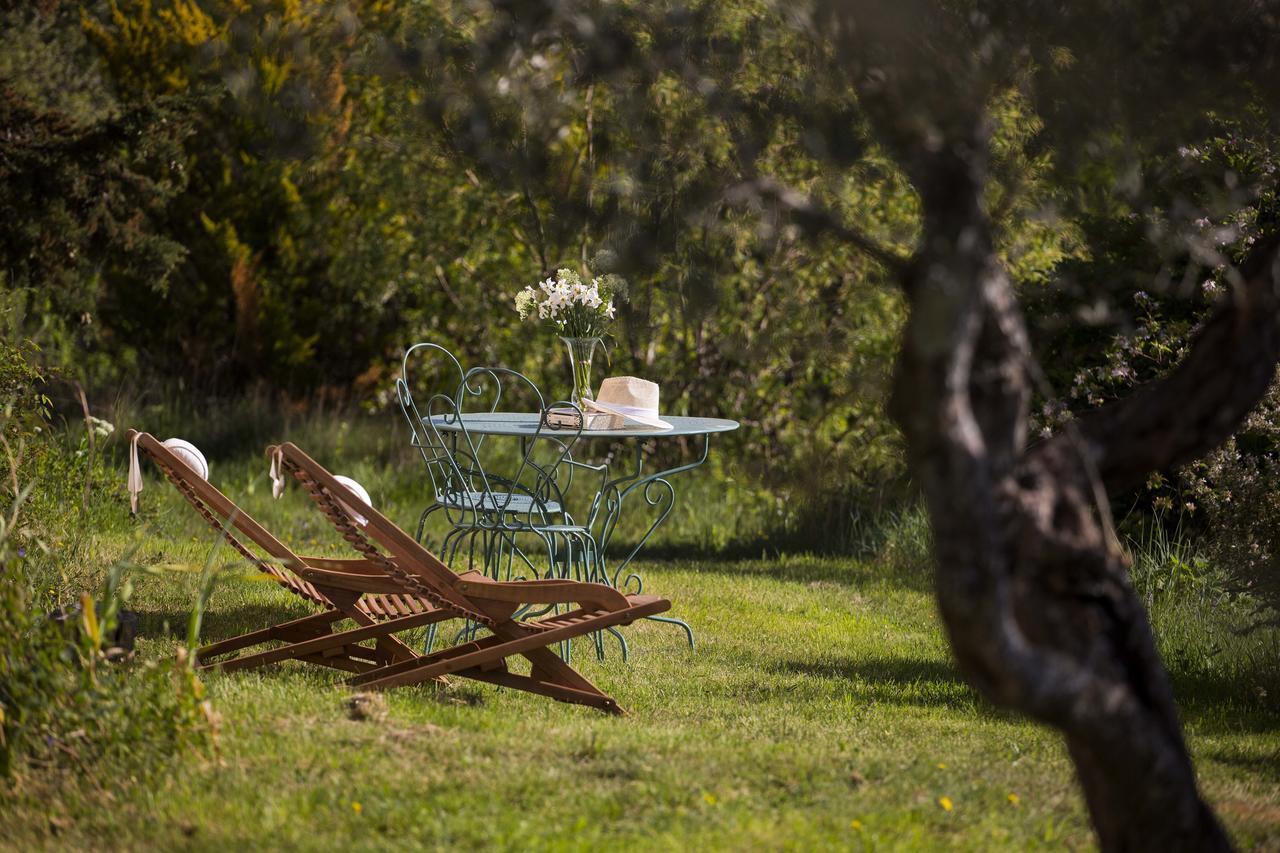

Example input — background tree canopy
[4,0,1279,548]
[5,0,1280,845]
[2,0,1094,508]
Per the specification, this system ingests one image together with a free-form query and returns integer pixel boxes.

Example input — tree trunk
[887,129,1279,849]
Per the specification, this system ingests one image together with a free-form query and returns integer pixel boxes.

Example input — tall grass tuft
[0,398,216,787]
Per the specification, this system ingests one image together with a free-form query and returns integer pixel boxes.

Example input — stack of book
[543,407,623,431]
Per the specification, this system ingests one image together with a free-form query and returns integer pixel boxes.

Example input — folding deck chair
[128,430,456,675]
[274,441,672,714]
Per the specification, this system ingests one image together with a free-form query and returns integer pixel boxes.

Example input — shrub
[1178,386,1280,629]
[0,387,215,785]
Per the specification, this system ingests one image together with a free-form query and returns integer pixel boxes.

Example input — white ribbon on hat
[127,432,143,514]
[269,447,285,499]
[584,402,651,420]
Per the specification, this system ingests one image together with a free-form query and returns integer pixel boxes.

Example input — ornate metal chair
[397,343,622,658]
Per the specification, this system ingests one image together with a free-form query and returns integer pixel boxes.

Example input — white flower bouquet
[514,268,626,339]
[514,267,629,411]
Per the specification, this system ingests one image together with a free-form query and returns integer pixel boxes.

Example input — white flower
[605,301,616,318]
[514,287,539,320]
[87,416,115,439]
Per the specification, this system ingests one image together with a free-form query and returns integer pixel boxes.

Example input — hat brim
[583,399,672,430]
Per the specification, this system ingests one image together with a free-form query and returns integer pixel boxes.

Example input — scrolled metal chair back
[452,365,586,531]
[398,342,481,527]
[399,342,587,535]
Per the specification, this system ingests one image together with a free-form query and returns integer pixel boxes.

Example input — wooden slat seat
[275,442,676,714]
[128,430,458,676]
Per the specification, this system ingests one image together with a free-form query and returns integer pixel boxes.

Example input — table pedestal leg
[588,435,713,648]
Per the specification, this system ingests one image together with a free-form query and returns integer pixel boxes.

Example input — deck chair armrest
[297,566,407,595]
[298,556,395,575]
[455,579,629,611]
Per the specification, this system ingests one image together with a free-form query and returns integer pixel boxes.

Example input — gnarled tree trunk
[889,126,1280,849]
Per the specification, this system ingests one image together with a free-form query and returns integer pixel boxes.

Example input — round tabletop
[426,412,739,440]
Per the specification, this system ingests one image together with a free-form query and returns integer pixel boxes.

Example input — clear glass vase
[560,336,603,410]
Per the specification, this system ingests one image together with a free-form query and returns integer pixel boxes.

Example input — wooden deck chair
[274,441,671,715]
[127,430,458,675]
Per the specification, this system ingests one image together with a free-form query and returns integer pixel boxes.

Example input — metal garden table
[427,412,740,647]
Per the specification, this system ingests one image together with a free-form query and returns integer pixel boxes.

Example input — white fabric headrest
[162,438,209,481]
[333,475,372,526]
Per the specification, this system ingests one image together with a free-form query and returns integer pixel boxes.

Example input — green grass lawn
[4,413,1279,850]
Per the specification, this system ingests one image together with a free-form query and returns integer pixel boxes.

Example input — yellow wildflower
[938,796,954,812]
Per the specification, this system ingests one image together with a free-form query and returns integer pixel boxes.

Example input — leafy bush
[1026,115,1280,628]
[0,376,215,784]
[1179,388,1280,629]
[0,337,51,443]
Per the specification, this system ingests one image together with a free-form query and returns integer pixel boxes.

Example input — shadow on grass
[137,603,315,643]
[628,550,933,593]
[1170,668,1280,736]
[762,655,982,710]
[771,655,1280,735]
[1202,745,1280,782]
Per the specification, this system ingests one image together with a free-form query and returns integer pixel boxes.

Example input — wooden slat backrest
[275,442,496,626]
[129,431,312,585]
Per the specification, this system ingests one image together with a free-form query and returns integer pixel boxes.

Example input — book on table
[543,407,623,431]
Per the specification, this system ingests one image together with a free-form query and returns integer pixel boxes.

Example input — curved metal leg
[605,626,629,661]
[416,502,454,546]
[645,615,695,649]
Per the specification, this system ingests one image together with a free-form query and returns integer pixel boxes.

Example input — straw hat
[583,377,672,429]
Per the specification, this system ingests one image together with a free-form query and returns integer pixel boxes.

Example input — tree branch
[724,177,910,273]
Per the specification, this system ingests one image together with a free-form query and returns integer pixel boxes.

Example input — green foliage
[4,0,1280,578]
[3,0,1086,509]
[0,338,51,443]
[0,403,214,785]
[0,4,193,380]
[1024,116,1280,627]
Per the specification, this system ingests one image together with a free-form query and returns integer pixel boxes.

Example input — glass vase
[560,336,603,410]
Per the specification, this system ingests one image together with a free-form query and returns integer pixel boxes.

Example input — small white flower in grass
[87,416,115,439]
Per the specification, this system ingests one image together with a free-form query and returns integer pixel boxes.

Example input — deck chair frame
[128,430,456,675]
[274,442,672,714]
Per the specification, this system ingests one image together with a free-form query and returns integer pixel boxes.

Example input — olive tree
[394,1,1280,845]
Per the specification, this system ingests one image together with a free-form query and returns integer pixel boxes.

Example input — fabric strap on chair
[269,446,286,499]
[128,431,143,514]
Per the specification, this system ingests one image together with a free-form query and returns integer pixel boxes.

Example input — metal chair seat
[438,490,562,516]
